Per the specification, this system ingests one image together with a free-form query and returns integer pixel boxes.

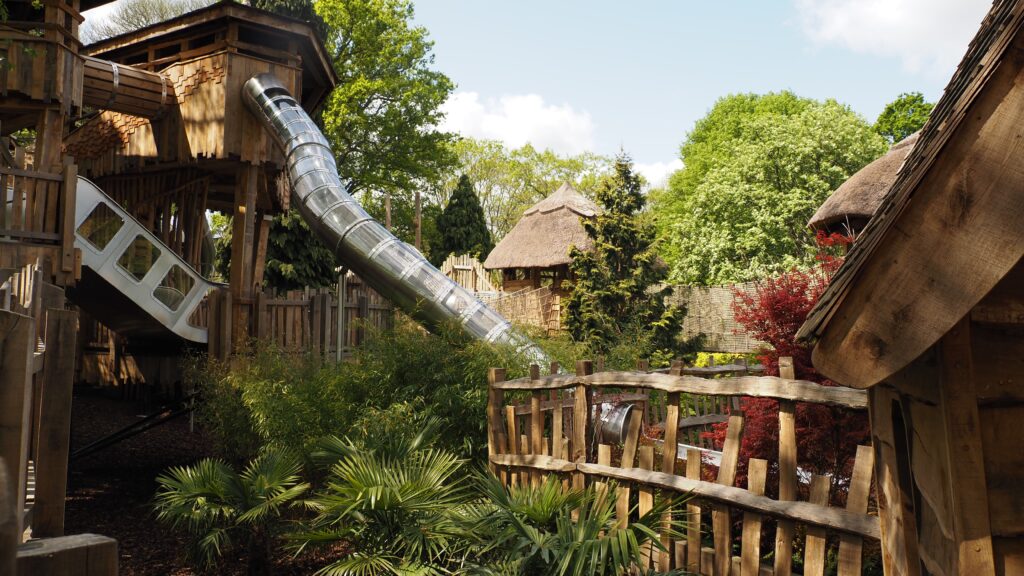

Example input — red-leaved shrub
[706,232,870,497]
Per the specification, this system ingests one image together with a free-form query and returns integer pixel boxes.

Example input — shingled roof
[797,0,1024,388]
[483,183,599,270]
[808,132,919,233]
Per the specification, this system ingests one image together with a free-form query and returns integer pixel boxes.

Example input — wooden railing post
[0,310,34,539]
[60,164,77,277]
[529,364,543,486]
[32,308,77,537]
[714,414,745,576]
[775,356,798,576]
[1,459,15,576]
[486,368,506,478]
[572,359,593,490]
[659,359,683,570]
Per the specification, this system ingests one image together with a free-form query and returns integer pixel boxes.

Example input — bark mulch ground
[63,390,334,575]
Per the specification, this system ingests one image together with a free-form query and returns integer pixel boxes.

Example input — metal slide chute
[70,177,219,344]
[242,73,546,362]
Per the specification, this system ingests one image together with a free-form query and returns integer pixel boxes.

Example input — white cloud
[441,92,596,156]
[794,0,991,75]
[634,159,683,188]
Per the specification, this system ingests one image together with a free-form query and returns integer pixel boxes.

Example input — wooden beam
[940,318,996,575]
[0,311,34,539]
[32,308,76,538]
[16,533,117,575]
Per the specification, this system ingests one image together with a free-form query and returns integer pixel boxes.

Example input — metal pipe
[242,73,547,363]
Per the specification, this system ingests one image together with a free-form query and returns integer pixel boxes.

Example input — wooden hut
[808,132,919,236]
[798,2,1024,574]
[484,183,598,294]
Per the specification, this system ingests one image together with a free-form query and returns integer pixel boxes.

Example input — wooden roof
[484,183,599,270]
[85,1,336,112]
[797,0,1024,388]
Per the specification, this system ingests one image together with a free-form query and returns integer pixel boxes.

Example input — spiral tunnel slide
[242,73,547,363]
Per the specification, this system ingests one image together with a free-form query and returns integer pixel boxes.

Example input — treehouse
[798,2,1024,574]
[484,182,597,295]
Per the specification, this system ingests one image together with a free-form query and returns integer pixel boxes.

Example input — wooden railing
[486,358,876,575]
[0,164,79,279]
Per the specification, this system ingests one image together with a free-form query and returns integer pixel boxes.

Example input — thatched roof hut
[484,183,599,292]
[808,132,919,235]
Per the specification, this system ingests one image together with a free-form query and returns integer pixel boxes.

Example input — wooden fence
[487,357,876,575]
[207,273,394,360]
[440,253,499,295]
[481,286,561,334]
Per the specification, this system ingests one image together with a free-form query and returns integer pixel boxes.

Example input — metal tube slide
[242,73,547,363]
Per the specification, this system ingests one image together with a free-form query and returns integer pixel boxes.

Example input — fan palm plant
[154,449,309,575]
[466,474,689,576]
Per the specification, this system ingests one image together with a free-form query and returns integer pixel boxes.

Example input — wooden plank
[0,310,33,539]
[530,365,543,486]
[741,458,768,576]
[486,368,506,476]
[838,445,874,576]
[551,388,563,460]
[803,474,832,576]
[638,445,655,570]
[32,309,76,538]
[572,360,592,490]
[616,409,642,528]
[0,460,14,576]
[686,448,702,573]
[505,405,519,487]
[940,318,996,575]
[660,361,682,571]
[714,414,744,576]
[596,444,611,507]
[16,533,117,576]
[493,372,867,408]
[577,462,880,538]
[775,357,798,576]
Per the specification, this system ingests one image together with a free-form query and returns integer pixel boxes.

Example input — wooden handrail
[493,371,868,409]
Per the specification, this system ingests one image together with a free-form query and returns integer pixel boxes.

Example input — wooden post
[336,270,346,362]
[638,445,655,569]
[939,318,996,575]
[229,165,258,347]
[0,310,34,538]
[60,165,78,276]
[685,448,702,573]
[659,361,683,570]
[32,309,77,537]
[740,458,768,576]
[572,360,593,490]
[616,409,642,528]
[803,475,832,576]
[714,414,745,576]
[486,368,506,478]
[775,356,798,576]
[529,364,543,486]
[838,445,874,576]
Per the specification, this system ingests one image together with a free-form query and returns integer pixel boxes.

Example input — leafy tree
[154,450,309,575]
[564,153,684,358]
[82,0,214,42]
[315,0,457,196]
[654,91,887,285]
[436,175,493,262]
[874,91,934,144]
[430,139,611,238]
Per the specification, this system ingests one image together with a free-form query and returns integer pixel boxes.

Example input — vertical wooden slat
[505,405,519,487]
[616,409,642,527]
[740,458,768,576]
[638,445,655,570]
[486,368,506,477]
[775,356,798,576]
[0,310,34,538]
[803,475,832,576]
[596,444,611,507]
[838,445,874,576]
[660,361,683,571]
[0,460,14,576]
[529,365,543,485]
[939,317,996,575]
[32,308,76,537]
[572,360,592,490]
[686,448,702,573]
[714,414,745,576]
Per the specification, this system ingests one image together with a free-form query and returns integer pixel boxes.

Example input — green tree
[435,175,493,262]
[430,139,610,238]
[874,91,934,144]
[82,0,214,42]
[654,91,887,285]
[564,153,684,357]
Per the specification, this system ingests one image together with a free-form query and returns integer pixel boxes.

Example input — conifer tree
[564,153,686,357]
[436,175,493,261]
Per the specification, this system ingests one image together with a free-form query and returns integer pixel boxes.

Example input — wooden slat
[660,360,683,571]
[616,408,642,528]
[741,458,768,576]
[838,445,874,576]
[775,357,798,576]
[486,368,505,476]
[505,405,519,486]
[572,360,592,490]
[686,448,702,573]
[0,310,33,539]
[596,444,611,506]
[495,371,867,408]
[803,474,832,576]
[714,414,744,576]
[638,445,655,569]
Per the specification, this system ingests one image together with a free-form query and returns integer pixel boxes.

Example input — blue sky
[83,0,993,184]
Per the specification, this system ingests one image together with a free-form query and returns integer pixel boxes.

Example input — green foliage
[82,0,215,42]
[466,475,687,575]
[251,0,326,37]
[564,154,687,358]
[874,91,934,144]
[654,91,887,285]
[154,449,309,574]
[432,139,611,238]
[436,175,494,262]
[315,0,456,196]
[194,322,529,462]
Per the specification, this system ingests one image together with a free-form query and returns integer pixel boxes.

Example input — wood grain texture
[803,475,831,576]
[714,415,744,576]
[775,358,798,576]
[741,458,768,576]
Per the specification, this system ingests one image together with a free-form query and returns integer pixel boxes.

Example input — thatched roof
[808,132,919,233]
[484,183,599,270]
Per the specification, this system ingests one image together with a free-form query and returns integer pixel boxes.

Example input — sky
[82,0,993,186]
